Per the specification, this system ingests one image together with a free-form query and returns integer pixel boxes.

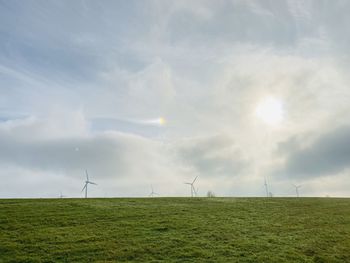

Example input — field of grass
[0,198,349,262]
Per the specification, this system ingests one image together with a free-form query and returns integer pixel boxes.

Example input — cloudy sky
[1,0,350,198]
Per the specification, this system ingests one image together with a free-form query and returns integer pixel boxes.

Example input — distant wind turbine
[81,170,97,198]
[149,185,158,197]
[292,184,302,198]
[264,178,269,197]
[59,192,66,198]
[184,176,198,197]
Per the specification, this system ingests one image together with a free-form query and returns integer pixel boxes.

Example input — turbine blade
[89,182,97,185]
[192,176,198,184]
[81,183,87,192]
[85,170,89,181]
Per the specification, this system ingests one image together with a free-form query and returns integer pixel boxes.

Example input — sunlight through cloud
[255,96,284,126]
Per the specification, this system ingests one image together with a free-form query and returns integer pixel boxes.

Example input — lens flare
[137,117,166,126]
[158,117,165,125]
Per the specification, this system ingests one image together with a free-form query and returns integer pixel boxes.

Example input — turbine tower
[81,170,97,198]
[59,192,66,198]
[149,185,158,197]
[292,184,302,198]
[184,176,198,197]
[264,178,269,197]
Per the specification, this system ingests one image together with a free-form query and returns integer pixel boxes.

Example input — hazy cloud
[1,0,350,197]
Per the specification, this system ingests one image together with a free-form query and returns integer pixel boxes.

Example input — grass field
[0,198,349,262]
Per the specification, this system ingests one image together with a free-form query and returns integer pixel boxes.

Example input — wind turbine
[81,170,97,198]
[264,178,269,197]
[292,184,302,197]
[184,176,198,197]
[59,191,66,198]
[149,185,158,197]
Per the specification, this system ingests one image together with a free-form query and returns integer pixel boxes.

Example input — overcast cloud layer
[1,0,350,198]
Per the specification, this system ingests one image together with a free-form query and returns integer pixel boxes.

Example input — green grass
[0,198,349,262]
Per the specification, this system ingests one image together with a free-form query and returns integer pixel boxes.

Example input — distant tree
[207,191,216,198]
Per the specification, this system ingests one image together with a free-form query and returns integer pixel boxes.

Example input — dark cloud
[0,118,247,184]
[276,126,350,178]
[176,134,247,177]
[0,123,166,179]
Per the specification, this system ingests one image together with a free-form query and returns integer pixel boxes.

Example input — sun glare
[255,97,284,126]
[159,117,165,125]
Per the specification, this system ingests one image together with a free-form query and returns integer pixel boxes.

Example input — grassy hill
[0,198,349,262]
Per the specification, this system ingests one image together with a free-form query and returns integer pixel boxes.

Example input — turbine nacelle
[185,176,198,197]
[82,170,97,198]
[149,185,158,197]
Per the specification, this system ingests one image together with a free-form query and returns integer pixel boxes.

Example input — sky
[1,0,350,198]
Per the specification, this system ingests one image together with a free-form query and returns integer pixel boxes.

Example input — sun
[255,96,284,126]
